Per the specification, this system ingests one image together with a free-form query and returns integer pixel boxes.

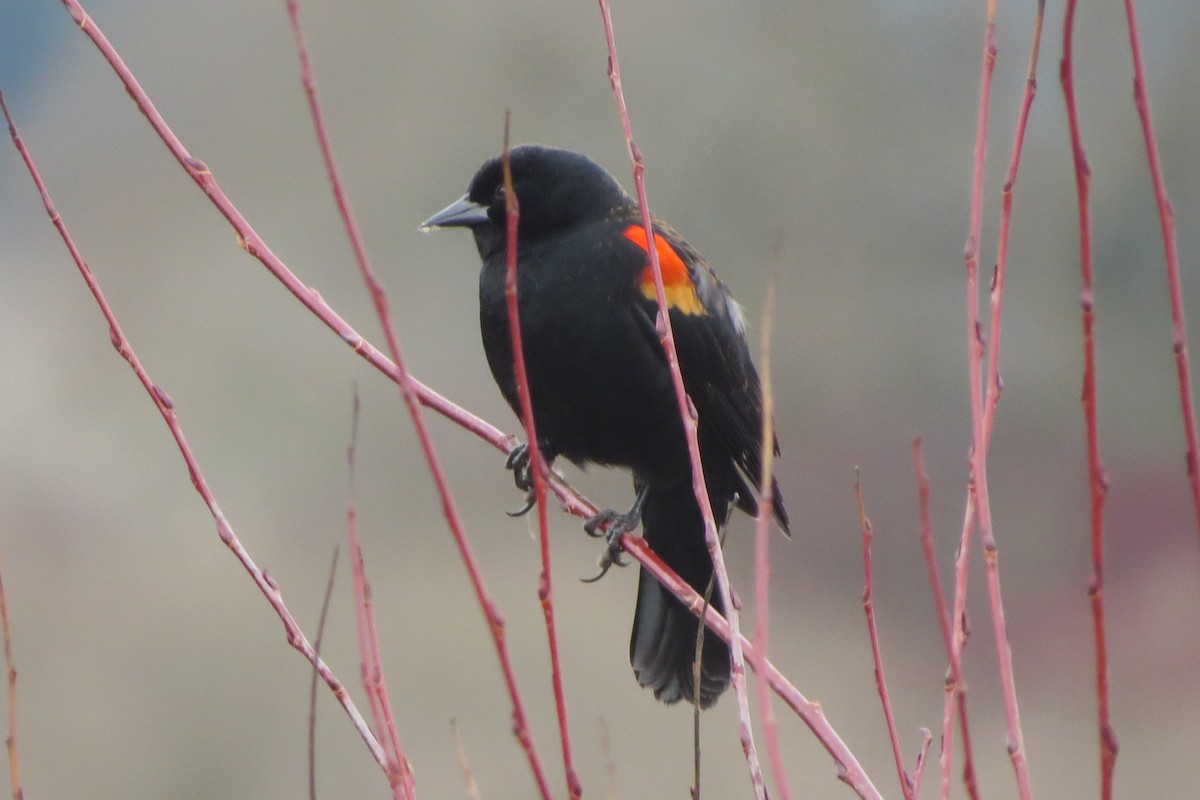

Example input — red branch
[1060,2,1117,796]
[285,7,413,794]
[959,0,1043,796]
[942,490,977,800]
[984,1,1046,442]
[855,475,913,800]
[949,3,996,794]
[344,394,411,799]
[0,527,22,800]
[911,728,934,800]
[500,118,582,800]
[1,87,388,770]
[56,0,515,462]
[753,271,793,800]
[1120,1,1200,540]
[912,440,979,800]
[308,544,340,800]
[595,2,768,795]
[280,3,552,795]
[626,536,883,800]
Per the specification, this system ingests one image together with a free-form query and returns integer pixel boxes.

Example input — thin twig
[623,533,883,800]
[1121,0,1200,544]
[1060,3,1117,796]
[942,491,976,800]
[595,3,767,797]
[501,115,582,800]
[0,540,22,800]
[309,544,341,800]
[56,0,517,471]
[983,0,1045,438]
[344,390,411,799]
[946,0,996,789]
[755,268,792,800]
[284,3,419,795]
[911,728,934,800]
[982,6,1045,797]
[855,473,913,800]
[1,86,387,770]
[691,576,714,797]
[961,0,1038,795]
[912,439,979,800]
[281,2,555,794]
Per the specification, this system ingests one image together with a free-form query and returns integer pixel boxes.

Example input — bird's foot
[504,443,543,517]
[580,507,641,583]
[506,443,533,490]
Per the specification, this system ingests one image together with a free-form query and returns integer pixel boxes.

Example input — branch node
[151,384,175,410]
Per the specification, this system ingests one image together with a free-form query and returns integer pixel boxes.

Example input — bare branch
[856,473,913,800]
[308,544,340,800]
[500,115,582,800]
[959,1,1046,795]
[595,3,767,796]
[2,85,387,771]
[755,266,793,800]
[912,439,979,800]
[282,2,553,794]
[0,519,23,800]
[1121,0,1200,544]
[1062,1,1118,794]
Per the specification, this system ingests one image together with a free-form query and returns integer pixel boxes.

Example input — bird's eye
[493,185,506,203]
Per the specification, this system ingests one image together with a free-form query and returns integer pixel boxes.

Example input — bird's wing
[627,221,789,532]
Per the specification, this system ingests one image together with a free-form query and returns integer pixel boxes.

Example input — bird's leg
[504,442,555,517]
[582,479,650,583]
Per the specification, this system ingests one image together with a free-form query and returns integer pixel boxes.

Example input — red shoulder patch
[623,225,705,316]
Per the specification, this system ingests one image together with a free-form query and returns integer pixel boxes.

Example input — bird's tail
[629,481,730,708]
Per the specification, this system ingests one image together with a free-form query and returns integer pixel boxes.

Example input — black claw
[583,508,636,566]
[579,482,650,582]
[581,531,629,583]
[504,442,558,498]
[581,559,615,583]
[505,444,533,492]
[583,509,619,538]
[506,492,537,517]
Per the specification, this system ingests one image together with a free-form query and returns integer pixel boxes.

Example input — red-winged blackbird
[422,145,788,708]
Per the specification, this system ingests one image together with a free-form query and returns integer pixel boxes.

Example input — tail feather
[629,482,730,708]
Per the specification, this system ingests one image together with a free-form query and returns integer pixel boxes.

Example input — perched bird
[422,145,788,707]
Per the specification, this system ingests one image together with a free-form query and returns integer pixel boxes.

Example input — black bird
[422,145,788,707]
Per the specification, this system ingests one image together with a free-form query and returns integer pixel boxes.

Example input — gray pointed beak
[419,194,490,231]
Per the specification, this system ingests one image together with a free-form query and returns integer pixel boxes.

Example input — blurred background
[2,1,1199,797]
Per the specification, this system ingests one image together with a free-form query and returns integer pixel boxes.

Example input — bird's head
[421,145,631,258]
